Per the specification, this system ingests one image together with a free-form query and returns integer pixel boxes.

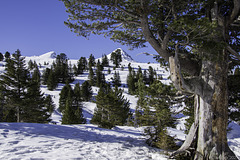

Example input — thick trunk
[194,54,236,159]
[171,51,237,159]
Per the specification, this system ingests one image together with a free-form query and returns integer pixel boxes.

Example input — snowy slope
[0,123,168,160]
[0,49,240,159]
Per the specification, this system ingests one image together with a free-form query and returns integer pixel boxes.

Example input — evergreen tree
[28,60,35,70]
[143,81,177,149]
[88,67,95,86]
[88,54,95,68]
[42,68,51,85]
[77,57,88,74]
[148,66,155,85]
[62,89,86,124]
[47,68,58,90]
[0,52,4,61]
[24,67,51,123]
[107,68,111,74]
[59,82,74,112]
[134,73,150,126]
[55,53,73,83]
[91,84,130,129]
[101,54,109,67]
[73,64,78,76]
[61,91,76,124]
[32,65,41,84]
[95,60,105,87]
[79,57,88,71]
[4,51,10,59]
[127,66,136,94]
[112,71,121,87]
[143,70,148,84]
[44,95,55,114]
[110,49,122,68]
[73,83,82,109]
[73,83,86,124]
[0,50,30,122]
[0,83,6,122]
[136,66,142,80]
[81,81,93,101]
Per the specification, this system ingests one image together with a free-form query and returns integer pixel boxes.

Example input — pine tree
[108,68,111,74]
[81,81,93,101]
[4,51,10,59]
[59,82,74,112]
[0,50,30,122]
[44,95,55,114]
[73,64,78,76]
[47,68,58,90]
[24,67,51,123]
[148,66,155,85]
[62,89,86,124]
[91,84,130,129]
[73,83,86,124]
[73,83,82,109]
[28,60,34,70]
[0,52,4,61]
[88,54,95,68]
[0,83,6,122]
[77,57,87,74]
[101,54,109,67]
[127,66,136,94]
[88,67,95,86]
[78,57,88,72]
[143,81,177,149]
[55,53,73,83]
[42,68,51,85]
[134,73,150,126]
[110,49,122,68]
[61,91,76,124]
[95,60,105,87]
[112,71,121,87]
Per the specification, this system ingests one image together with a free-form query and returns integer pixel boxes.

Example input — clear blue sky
[0,0,158,62]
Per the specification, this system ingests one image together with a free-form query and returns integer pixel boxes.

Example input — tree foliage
[91,84,130,129]
[110,49,122,68]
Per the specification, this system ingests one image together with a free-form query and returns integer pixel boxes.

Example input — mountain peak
[39,51,57,59]
[113,48,134,62]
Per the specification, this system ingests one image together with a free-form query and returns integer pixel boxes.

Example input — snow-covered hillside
[0,49,240,159]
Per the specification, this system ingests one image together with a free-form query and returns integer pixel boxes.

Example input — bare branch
[228,0,240,25]
[227,45,240,60]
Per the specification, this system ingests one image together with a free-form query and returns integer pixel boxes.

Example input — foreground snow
[0,123,169,160]
[0,122,240,159]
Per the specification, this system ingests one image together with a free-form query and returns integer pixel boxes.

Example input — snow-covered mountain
[0,49,240,159]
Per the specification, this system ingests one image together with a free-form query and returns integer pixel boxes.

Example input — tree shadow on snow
[0,123,146,147]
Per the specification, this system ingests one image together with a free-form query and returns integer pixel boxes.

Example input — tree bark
[193,51,237,159]
[171,50,238,159]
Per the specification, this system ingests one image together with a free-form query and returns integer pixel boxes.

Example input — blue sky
[0,0,158,62]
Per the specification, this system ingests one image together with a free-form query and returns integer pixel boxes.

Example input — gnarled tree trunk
[171,50,237,159]
[194,53,235,159]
